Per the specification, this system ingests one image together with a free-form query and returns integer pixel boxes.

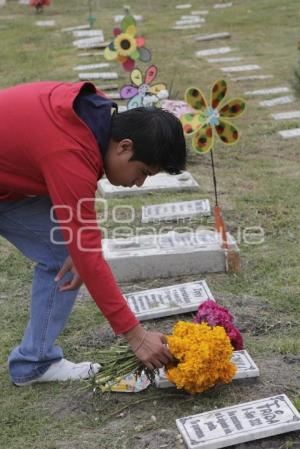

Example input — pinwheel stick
[210,150,228,251]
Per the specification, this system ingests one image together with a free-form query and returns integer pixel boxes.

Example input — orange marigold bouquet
[166,321,237,394]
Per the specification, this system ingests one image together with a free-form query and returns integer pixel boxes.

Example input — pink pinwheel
[120,65,167,108]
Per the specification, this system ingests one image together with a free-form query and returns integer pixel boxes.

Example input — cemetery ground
[0,0,300,448]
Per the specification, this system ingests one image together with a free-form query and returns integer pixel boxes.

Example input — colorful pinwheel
[120,65,168,108]
[104,15,151,72]
[181,79,245,154]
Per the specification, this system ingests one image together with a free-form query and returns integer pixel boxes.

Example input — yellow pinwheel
[181,80,245,153]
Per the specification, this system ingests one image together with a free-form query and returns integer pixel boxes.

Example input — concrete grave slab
[259,96,295,107]
[73,63,110,71]
[141,199,211,223]
[97,83,119,91]
[73,37,109,49]
[173,24,202,30]
[155,350,260,388]
[72,29,104,39]
[214,2,233,8]
[124,280,214,320]
[98,171,199,198]
[191,10,209,15]
[221,64,261,73]
[104,92,121,100]
[176,19,204,26]
[245,86,290,96]
[35,20,56,27]
[279,128,300,139]
[176,4,192,9]
[194,32,231,42]
[272,110,300,120]
[196,47,232,57]
[114,14,143,22]
[78,51,104,57]
[179,15,205,22]
[231,74,273,81]
[118,105,128,112]
[78,72,118,80]
[62,24,90,32]
[176,394,300,449]
[207,56,242,63]
[102,230,239,282]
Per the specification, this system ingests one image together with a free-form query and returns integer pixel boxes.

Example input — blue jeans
[0,197,80,383]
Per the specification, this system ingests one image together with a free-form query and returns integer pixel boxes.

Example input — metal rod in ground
[210,150,218,207]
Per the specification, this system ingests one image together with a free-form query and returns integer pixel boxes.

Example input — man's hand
[124,324,174,370]
[54,255,83,292]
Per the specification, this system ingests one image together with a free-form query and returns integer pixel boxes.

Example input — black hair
[110,107,187,174]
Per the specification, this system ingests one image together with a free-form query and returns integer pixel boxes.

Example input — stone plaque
[78,72,118,80]
[35,20,56,27]
[118,105,128,112]
[141,199,211,223]
[231,74,273,81]
[73,37,109,49]
[191,10,209,15]
[98,171,199,198]
[272,110,300,120]
[194,32,231,42]
[214,2,233,8]
[176,19,204,26]
[176,4,192,9]
[102,230,239,281]
[176,395,300,449]
[73,29,104,39]
[245,86,290,96]
[259,96,295,107]
[180,15,205,21]
[221,64,261,73]
[124,280,214,320]
[105,92,121,100]
[207,56,242,63]
[62,24,90,32]
[73,63,110,71]
[173,24,202,30]
[279,128,300,139]
[196,47,232,57]
[155,350,260,388]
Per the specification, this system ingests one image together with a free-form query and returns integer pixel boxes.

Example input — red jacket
[0,81,139,334]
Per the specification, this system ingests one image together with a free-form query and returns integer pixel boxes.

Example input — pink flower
[193,300,243,350]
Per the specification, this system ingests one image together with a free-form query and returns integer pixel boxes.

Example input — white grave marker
[78,72,118,80]
[176,4,192,9]
[245,86,290,96]
[72,29,104,39]
[62,24,90,32]
[279,128,300,139]
[214,2,232,8]
[196,47,232,57]
[207,56,242,63]
[98,171,199,198]
[103,230,238,281]
[114,14,143,23]
[231,74,273,81]
[259,95,295,107]
[118,105,128,112]
[221,64,261,73]
[78,51,104,57]
[194,32,231,42]
[73,37,108,49]
[176,395,300,449]
[179,16,205,22]
[272,110,300,121]
[125,280,214,320]
[104,92,121,100]
[98,83,119,91]
[142,199,211,223]
[73,63,110,71]
[173,24,202,30]
[191,10,209,15]
[0,0,6,6]
[35,20,56,27]
[155,350,260,388]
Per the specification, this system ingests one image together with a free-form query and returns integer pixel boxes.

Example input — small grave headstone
[176,395,300,449]
[98,171,199,198]
[214,2,233,8]
[73,63,110,71]
[114,14,143,23]
[245,86,290,96]
[279,128,300,139]
[221,64,261,73]
[155,350,260,388]
[196,47,232,57]
[173,24,202,30]
[191,10,209,15]
[105,92,121,100]
[103,230,239,281]
[124,280,214,320]
[62,24,90,32]
[97,83,119,91]
[231,74,273,81]
[272,110,300,120]
[78,72,118,80]
[194,32,231,42]
[118,105,128,112]
[35,20,56,27]
[207,56,242,63]
[73,37,108,49]
[0,0,6,6]
[176,4,192,9]
[259,95,295,107]
[78,51,104,57]
[141,199,211,223]
[72,29,104,39]
[179,15,205,22]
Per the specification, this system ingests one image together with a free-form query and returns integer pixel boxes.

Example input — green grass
[1,0,300,448]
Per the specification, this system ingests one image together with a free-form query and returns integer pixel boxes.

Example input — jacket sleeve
[39,149,139,335]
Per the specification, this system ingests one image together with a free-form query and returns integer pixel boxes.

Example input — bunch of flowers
[193,300,243,350]
[166,321,236,394]
[30,0,51,11]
